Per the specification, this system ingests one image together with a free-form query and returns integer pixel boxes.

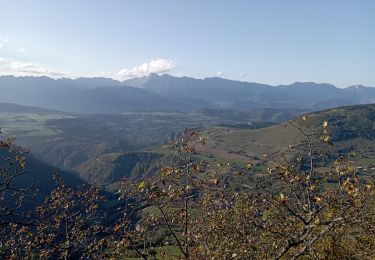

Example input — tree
[190,119,375,259]
[0,130,32,226]
[113,122,375,259]
[113,129,207,259]
[0,131,108,259]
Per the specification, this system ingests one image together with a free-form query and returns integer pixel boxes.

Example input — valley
[2,102,374,192]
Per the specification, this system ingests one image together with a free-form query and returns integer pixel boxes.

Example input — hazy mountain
[1,74,374,113]
[0,75,193,113]
[0,102,60,114]
[125,74,375,110]
[125,74,272,109]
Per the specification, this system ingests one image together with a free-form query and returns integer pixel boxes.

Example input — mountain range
[0,74,374,114]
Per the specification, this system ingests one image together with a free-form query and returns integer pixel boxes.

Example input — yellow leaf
[138,181,145,192]
[113,224,122,232]
[279,193,287,203]
[161,167,174,176]
[210,178,219,185]
[314,197,322,203]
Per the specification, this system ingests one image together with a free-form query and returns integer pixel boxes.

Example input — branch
[157,203,188,258]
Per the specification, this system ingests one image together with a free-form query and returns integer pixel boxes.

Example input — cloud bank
[0,57,177,80]
[117,58,176,79]
[0,57,72,78]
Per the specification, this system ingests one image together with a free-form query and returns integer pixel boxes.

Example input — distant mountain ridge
[125,74,375,110]
[0,102,60,114]
[0,75,192,113]
[0,74,374,113]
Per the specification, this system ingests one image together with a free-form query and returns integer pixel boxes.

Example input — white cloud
[0,57,118,79]
[216,71,225,76]
[239,73,247,77]
[117,58,176,79]
[0,57,73,78]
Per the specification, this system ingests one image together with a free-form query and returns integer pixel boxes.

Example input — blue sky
[0,0,374,87]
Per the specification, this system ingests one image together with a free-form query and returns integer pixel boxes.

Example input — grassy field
[0,112,74,136]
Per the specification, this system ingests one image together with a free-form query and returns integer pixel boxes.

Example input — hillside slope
[1,149,85,208]
[196,104,375,167]
[75,152,164,191]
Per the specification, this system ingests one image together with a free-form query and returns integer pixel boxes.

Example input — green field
[0,112,74,136]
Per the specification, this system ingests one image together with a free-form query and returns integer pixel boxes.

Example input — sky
[0,0,374,87]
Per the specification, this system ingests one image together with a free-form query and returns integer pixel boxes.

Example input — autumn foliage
[0,123,374,259]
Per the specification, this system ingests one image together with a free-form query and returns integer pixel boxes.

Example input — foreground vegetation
[1,114,374,259]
